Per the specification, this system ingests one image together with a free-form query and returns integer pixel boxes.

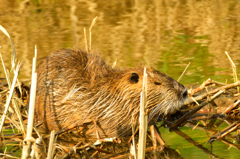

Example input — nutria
[35,49,188,139]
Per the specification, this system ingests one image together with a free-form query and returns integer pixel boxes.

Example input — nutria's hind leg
[150,125,157,149]
[150,125,166,151]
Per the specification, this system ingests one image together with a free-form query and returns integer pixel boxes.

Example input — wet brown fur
[35,49,187,139]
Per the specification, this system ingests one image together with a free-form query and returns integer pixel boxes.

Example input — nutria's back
[35,49,187,139]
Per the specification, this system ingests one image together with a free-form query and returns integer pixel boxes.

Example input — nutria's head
[98,67,188,129]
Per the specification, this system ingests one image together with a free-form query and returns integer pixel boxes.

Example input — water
[159,124,240,159]
[1,0,240,158]
[1,0,240,83]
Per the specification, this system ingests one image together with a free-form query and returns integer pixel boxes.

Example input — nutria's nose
[183,89,188,99]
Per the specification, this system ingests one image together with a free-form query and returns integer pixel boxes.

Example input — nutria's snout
[183,89,188,100]
[173,80,188,100]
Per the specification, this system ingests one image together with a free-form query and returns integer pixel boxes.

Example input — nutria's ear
[130,73,139,83]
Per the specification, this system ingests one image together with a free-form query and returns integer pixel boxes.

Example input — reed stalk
[47,131,56,159]
[89,16,98,51]
[30,137,42,159]
[0,26,26,136]
[84,17,98,52]
[0,63,22,133]
[131,115,137,159]
[84,28,88,51]
[178,62,191,82]
[22,46,38,159]
[225,51,239,92]
[138,67,148,159]
[0,53,15,114]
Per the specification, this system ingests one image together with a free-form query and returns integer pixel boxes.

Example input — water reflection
[0,0,240,83]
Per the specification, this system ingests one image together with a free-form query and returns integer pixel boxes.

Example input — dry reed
[0,25,26,137]
[138,67,148,159]
[22,46,38,159]
[225,51,239,93]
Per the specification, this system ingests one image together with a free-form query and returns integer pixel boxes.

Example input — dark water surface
[1,0,240,158]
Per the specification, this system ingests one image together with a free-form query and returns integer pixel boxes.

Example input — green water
[160,125,240,159]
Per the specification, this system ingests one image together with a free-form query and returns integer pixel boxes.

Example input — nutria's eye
[154,82,161,85]
[130,73,139,84]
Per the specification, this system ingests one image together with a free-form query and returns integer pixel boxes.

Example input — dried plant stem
[0,28,26,136]
[188,78,212,95]
[27,47,37,138]
[209,121,240,142]
[112,59,117,68]
[184,81,240,105]
[30,137,42,159]
[138,67,148,159]
[178,62,191,82]
[89,16,98,51]
[83,17,98,52]
[0,63,21,133]
[21,74,37,159]
[0,25,20,94]
[0,153,20,159]
[171,89,225,129]
[22,46,38,159]
[47,131,56,159]
[131,115,137,159]
[10,88,26,137]
[84,28,88,51]
[225,51,239,93]
[0,25,16,70]
[225,52,238,83]
[0,53,14,114]
[223,100,240,114]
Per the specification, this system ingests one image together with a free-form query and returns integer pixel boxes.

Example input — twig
[225,51,239,92]
[170,89,225,129]
[188,78,213,95]
[223,100,240,114]
[0,153,20,159]
[177,62,191,82]
[184,81,240,105]
[89,16,98,51]
[218,138,240,151]
[209,121,240,143]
